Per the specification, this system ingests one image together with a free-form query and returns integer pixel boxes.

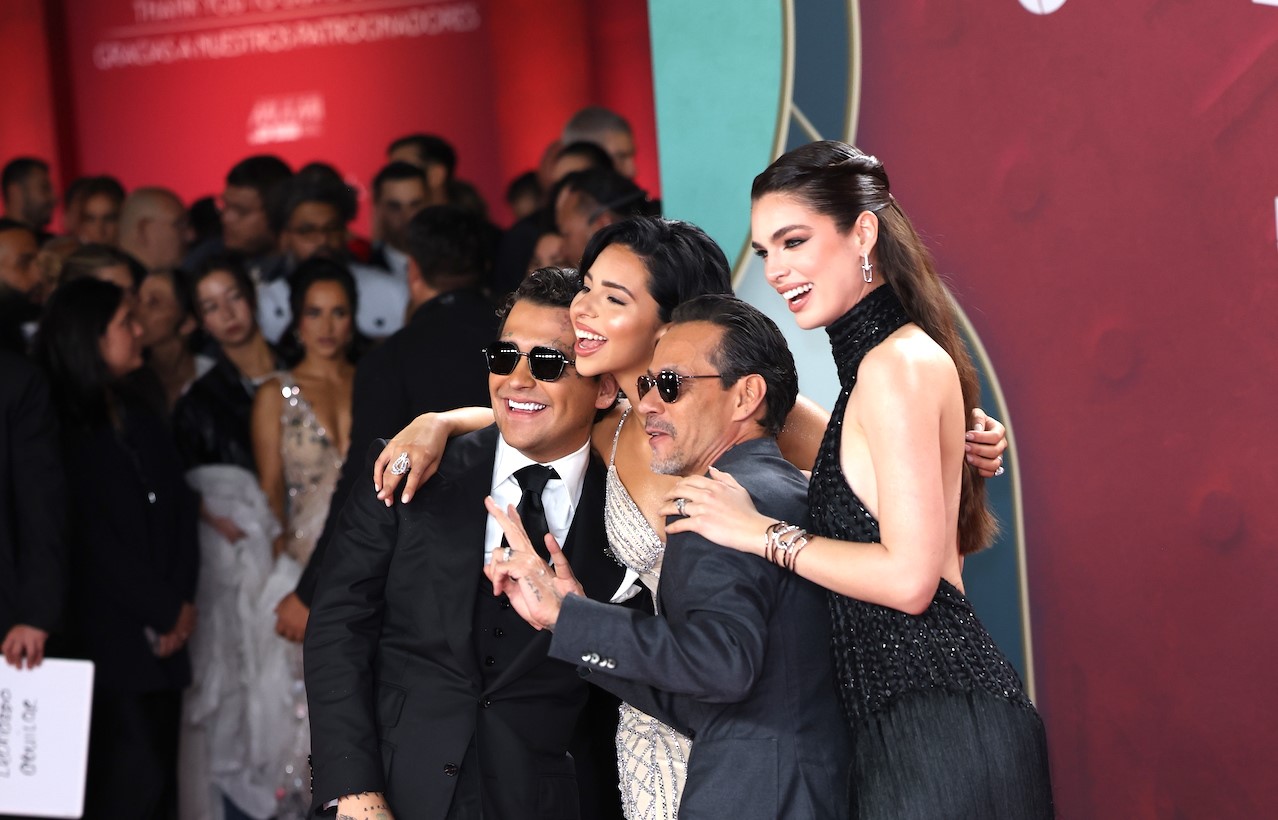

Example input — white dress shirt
[484,436,591,565]
[350,261,409,339]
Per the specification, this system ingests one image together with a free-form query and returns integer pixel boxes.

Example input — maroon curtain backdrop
[1,0,657,231]
[0,0,65,228]
[856,3,1278,815]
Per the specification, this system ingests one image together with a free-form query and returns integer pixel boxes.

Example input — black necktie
[513,464,558,562]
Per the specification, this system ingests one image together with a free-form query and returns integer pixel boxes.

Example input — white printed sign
[0,659,94,819]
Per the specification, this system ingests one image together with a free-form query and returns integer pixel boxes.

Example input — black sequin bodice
[808,286,1033,728]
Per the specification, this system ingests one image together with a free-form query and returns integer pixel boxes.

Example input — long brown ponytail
[752,141,998,553]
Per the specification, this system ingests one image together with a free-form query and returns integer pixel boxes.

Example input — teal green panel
[647,1,784,258]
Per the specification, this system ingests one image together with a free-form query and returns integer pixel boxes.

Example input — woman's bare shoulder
[860,326,954,389]
[253,375,285,408]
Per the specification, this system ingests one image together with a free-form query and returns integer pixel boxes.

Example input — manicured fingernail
[965,454,975,464]
[965,432,975,441]
[964,443,972,452]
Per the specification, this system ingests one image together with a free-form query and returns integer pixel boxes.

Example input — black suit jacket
[65,398,200,692]
[0,351,66,637]
[549,438,851,819]
[172,352,264,471]
[296,288,497,606]
[305,428,626,820]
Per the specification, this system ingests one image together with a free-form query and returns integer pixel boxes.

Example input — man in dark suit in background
[277,205,499,640]
[304,268,626,820]
[489,295,851,819]
[0,349,66,669]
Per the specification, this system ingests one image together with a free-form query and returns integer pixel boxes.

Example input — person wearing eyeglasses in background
[304,267,629,820]
[183,155,293,274]
[253,169,358,345]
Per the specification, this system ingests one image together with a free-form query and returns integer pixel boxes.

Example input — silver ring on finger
[675,497,688,517]
[502,545,513,562]
[390,452,411,476]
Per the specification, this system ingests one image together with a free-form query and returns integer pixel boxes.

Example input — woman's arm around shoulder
[251,376,286,533]
[777,394,831,472]
[664,338,958,615]
[372,405,495,504]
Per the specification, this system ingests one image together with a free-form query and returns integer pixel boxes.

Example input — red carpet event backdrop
[2,0,659,230]
[2,0,1276,816]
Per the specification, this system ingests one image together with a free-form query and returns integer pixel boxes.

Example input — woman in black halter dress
[665,141,1054,819]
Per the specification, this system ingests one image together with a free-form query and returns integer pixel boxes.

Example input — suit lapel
[420,426,500,689]
[486,455,621,693]
[561,455,625,602]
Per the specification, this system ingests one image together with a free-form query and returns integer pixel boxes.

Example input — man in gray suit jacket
[488,294,851,819]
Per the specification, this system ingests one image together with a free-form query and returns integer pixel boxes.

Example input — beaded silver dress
[605,408,692,820]
[274,373,346,817]
[279,374,345,566]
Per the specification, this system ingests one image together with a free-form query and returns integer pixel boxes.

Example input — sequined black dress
[808,286,1054,819]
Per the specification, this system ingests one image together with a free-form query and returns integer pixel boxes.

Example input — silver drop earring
[861,253,874,284]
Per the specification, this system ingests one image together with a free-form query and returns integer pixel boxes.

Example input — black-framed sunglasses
[635,370,722,404]
[482,341,576,382]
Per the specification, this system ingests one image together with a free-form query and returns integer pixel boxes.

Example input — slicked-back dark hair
[578,217,732,322]
[670,294,797,436]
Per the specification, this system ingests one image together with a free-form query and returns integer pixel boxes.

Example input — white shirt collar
[484,434,592,565]
[384,244,410,279]
[490,434,591,509]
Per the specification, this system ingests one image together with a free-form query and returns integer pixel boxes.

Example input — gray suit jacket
[549,437,851,819]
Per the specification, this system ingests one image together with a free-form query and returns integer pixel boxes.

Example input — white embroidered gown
[604,408,692,820]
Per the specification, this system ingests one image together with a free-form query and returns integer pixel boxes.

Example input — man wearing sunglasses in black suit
[304,267,629,820]
[487,294,851,819]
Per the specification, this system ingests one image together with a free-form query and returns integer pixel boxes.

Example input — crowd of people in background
[2,105,1050,820]
[0,106,656,820]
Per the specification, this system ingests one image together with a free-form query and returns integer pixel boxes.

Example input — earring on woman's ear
[860,253,874,284]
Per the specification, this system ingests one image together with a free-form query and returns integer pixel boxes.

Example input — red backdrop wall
[6,1,1276,815]
[0,1,64,228]
[854,2,1278,815]
[1,0,659,231]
